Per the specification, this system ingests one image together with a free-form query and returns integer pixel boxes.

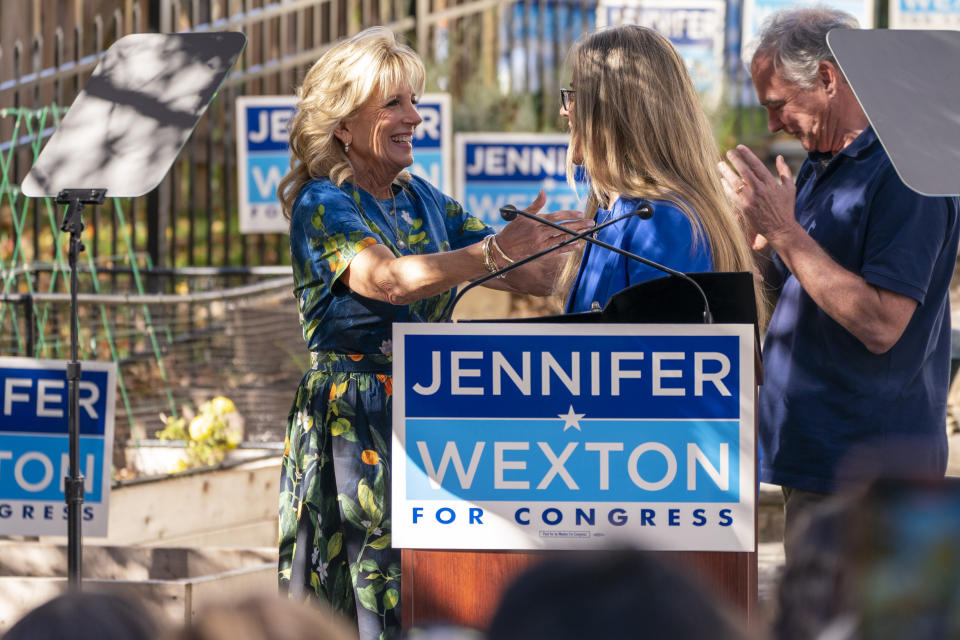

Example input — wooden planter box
[0,544,276,631]
[100,453,281,548]
[0,456,283,631]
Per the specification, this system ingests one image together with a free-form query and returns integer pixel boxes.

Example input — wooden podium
[398,272,762,631]
[402,547,757,628]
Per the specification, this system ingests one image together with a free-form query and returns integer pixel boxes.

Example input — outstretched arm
[343,193,592,304]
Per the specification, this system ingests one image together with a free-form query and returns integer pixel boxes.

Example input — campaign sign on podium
[392,323,755,551]
[0,357,117,537]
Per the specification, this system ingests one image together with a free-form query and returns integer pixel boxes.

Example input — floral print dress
[279,175,492,640]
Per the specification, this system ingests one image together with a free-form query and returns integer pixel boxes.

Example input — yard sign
[0,357,117,537]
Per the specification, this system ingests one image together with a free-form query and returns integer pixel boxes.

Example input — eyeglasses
[560,88,575,111]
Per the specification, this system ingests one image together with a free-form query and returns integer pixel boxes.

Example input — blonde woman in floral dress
[276,27,590,640]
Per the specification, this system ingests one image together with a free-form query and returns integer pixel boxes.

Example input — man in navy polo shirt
[719,7,960,556]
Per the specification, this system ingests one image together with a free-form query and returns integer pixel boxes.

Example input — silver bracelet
[490,235,516,265]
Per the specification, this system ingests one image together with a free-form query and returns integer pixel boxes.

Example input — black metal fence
[1,0,593,287]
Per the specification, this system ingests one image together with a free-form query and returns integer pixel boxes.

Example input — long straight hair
[277,27,425,219]
[558,26,767,325]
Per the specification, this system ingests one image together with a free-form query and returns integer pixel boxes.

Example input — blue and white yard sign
[410,94,453,192]
[0,357,117,537]
[596,0,727,108]
[498,0,597,94]
[890,0,960,28]
[741,0,874,53]
[236,95,296,234]
[455,133,585,230]
[236,94,453,234]
[392,323,755,551]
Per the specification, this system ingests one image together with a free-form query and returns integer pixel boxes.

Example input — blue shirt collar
[807,125,877,165]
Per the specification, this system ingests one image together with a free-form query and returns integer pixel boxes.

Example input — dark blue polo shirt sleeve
[859,167,950,305]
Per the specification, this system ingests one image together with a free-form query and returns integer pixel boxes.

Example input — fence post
[145,182,171,292]
[416,0,429,55]
[148,0,174,33]
[24,293,36,357]
[145,1,171,291]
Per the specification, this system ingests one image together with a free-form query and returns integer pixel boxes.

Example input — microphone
[498,203,713,323]
[444,207,652,322]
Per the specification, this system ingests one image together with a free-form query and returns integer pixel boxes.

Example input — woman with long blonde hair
[558,25,764,321]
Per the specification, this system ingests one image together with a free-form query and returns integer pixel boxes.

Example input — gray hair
[751,7,859,88]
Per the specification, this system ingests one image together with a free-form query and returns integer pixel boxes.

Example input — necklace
[373,189,405,249]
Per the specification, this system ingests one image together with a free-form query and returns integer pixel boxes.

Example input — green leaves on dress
[445,200,463,218]
[358,479,383,527]
[311,204,326,230]
[459,216,487,235]
[337,459,397,616]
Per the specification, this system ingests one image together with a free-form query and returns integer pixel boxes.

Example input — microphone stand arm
[445,211,641,322]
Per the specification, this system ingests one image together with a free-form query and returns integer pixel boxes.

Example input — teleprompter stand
[21,31,245,586]
[403,271,763,629]
[57,188,106,584]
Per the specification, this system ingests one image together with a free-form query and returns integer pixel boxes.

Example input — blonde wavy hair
[277,27,426,218]
[558,26,767,325]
